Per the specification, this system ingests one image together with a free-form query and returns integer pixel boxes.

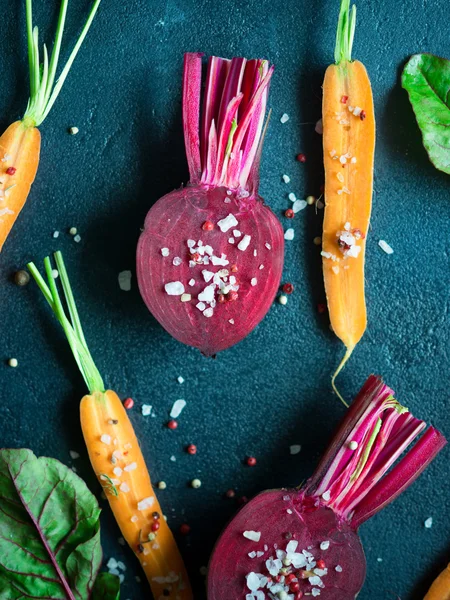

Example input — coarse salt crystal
[320,541,330,550]
[337,172,344,183]
[173,256,182,266]
[351,157,357,163]
[130,515,138,523]
[198,284,215,302]
[210,254,229,266]
[284,228,294,241]
[286,540,298,554]
[120,482,130,493]
[312,588,321,597]
[228,237,235,244]
[288,192,296,202]
[237,234,251,251]
[161,247,169,256]
[292,199,307,213]
[137,497,154,511]
[322,490,331,501]
[202,270,214,283]
[70,450,80,459]
[187,239,195,248]
[74,234,81,243]
[425,517,433,528]
[229,318,235,324]
[346,245,361,258]
[280,113,289,123]
[188,278,195,286]
[290,444,301,455]
[177,376,184,384]
[336,565,343,572]
[170,399,186,419]
[101,434,111,445]
[282,174,290,183]
[353,106,362,116]
[165,281,185,295]
[246,572,261,591]
[203,307,214,318]
[286,508,293,514]
[107,558,118,570]
[53,231,60,238]
[253,249,257,256]
[142,404,152,416]
[170,455,176,462]
[217,214,238,232]
[251,278,257,286]
[113,467,123,477]
[196,302,206,311]
[265,243,271,250]
[118,271,132,291]
[248,551,257,558]
[124,462,137,472]
[378,240,394,254]
[233,229,241,237]
[243,530,261,542]
[180,293,191,302]
[339,155,347,164]
[332,266,340,274]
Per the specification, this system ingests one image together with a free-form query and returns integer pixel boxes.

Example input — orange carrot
[0,0,101,252]
[425,564,450,600]
[322,0,375,404]
[28,252,193,600]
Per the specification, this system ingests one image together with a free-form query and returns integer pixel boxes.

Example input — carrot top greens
[334,0,356,65]
[23,0,101,127]
[27,252,105,394]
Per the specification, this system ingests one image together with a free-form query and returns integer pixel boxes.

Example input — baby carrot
[0,0,101,252]
[322,0,375,404]
[28,252,193,600]
[425,564,450,600]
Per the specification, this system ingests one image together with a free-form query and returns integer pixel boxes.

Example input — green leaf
[402,53,450,174]
[0,449,117,599]
[92,573,121,600]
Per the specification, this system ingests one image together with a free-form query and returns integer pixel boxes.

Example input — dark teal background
[1,0,449,598]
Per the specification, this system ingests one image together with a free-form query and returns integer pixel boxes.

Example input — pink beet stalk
[137,53,283,356]
[207,375,446,600]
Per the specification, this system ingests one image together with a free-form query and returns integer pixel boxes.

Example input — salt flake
[217,214,238,232]
[290,444,301,455]
[165,281,185,295]
[284,228,294,241]
[238,234,251,251]
[378,240,394,254]
[170,399,186,419]
[243,530,261,542]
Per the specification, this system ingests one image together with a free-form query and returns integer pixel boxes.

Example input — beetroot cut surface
[208,375,446,600]
[137,53,284,355]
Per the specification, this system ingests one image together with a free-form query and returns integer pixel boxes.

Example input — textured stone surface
[0,0,449,598]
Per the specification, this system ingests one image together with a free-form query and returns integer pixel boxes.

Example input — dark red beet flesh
[137,185,283,356]
[208,489,365,599]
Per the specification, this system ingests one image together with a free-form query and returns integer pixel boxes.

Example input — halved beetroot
[137,53,283,356]
[208,376,446,599]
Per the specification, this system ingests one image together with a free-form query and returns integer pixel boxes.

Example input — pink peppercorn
[225,489,236,499]
[167,420,178,430]
[294,592,303,599]
[227,291,239,302]
[316,559,326,569]
[317,303,327,314]
[179,524,191,535]
[285,574,296,584]
[290,582,300,593]
[296,153,306,163]
[246,456,257,467]
[360,110,366,121]
[186,444,197,455]
[202,220,214,231]
[340,95,348,104]
[285,208,295,219]
[151,521,160,532]
[6,166,16,175]
[123,398,134,409]
[282,283,294,295]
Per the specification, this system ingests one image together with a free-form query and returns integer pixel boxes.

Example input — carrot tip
[331,345,354,407]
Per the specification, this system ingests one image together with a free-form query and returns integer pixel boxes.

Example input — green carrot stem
[27,253,104,394]
[334,0,356,65]
[23,0,101,127]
